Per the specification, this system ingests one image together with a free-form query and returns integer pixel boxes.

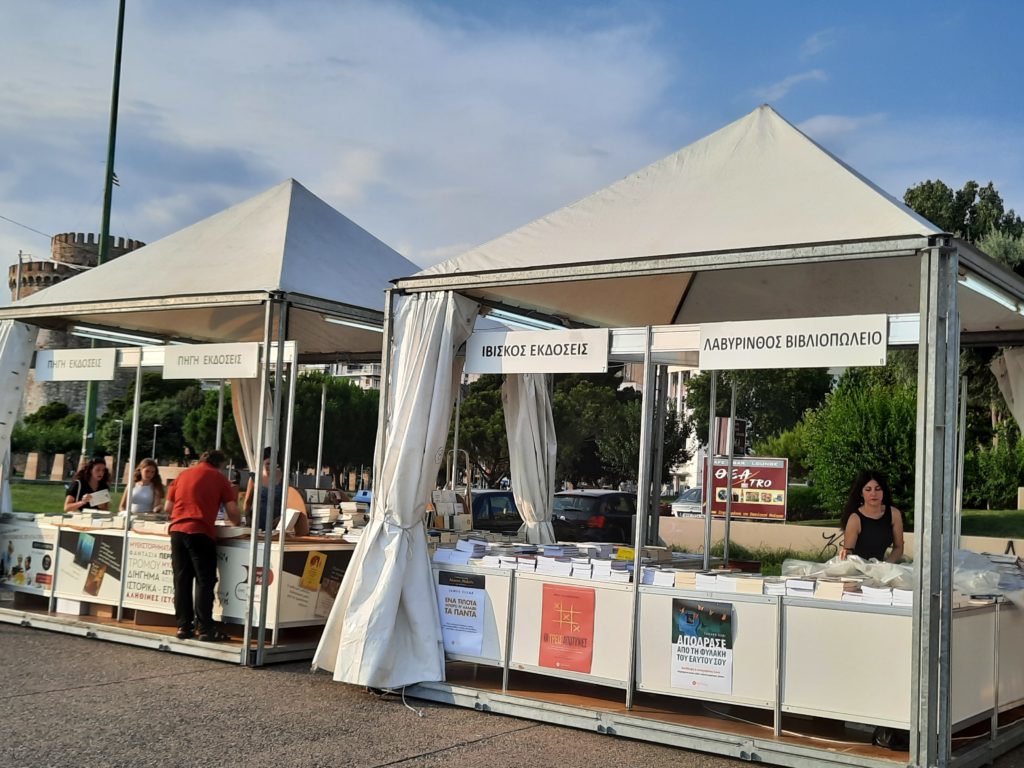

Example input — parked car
[552,489,637,543]
[671,487,703,517]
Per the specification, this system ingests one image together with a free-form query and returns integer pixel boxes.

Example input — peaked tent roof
[1,179,417,359]
[399,106,957,329]
[419,106,941,276]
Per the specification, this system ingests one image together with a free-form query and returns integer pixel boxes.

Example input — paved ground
[2,623,1024,768]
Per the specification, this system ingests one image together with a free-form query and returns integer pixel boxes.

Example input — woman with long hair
[119,457,165,514]
[64,457,111,512]
[839,469,904,563]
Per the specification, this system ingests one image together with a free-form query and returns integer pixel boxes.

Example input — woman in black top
[64,457,112,512]
[839,470,904,562]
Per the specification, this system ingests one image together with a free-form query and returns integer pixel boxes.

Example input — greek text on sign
[163,343,259,379]
[35,348,117,381]
[465,329,608,374]
[699,315,887,370]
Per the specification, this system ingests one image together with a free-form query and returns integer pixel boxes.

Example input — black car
[552,490,636,543]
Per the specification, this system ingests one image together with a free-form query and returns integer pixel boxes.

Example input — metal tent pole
[911,242,958,768]
[270,343,298,648]
[723,380,737,565]
[256,300,288,665]
[316,380,326,489]
[702,372,718,570]
[647,365,668,545]
[215,380,225,450]
[116,351,144,621]
[954,375,968,549]
[242,300,274,665]
[626,326,655,710]
[372,289,397,515]
[451,373,465,489]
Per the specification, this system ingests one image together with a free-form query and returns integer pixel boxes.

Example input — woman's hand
[82,494,92,506]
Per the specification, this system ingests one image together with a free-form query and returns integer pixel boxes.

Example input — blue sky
[2,1,1022,304]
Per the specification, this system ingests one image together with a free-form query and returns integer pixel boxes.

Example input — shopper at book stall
[164,450,240,642]
[243,447,309,536]
[63,456,111,512]
[118,458,165,514]
[839,470,905,563]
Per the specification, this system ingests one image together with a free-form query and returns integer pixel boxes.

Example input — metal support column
[626,327,655,710]
[115,351,144,621]
[316,380,326,489]
[270,344,299,648]
[702,371,718,569]
[911,242,958,768]
[215,380,225,450]
[647,365,668,545]
[723,381,738,565]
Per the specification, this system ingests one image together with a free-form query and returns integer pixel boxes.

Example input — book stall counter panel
[0,516,59,597]
[510,572,632,688]
[950,605,996,727]
[54,528,125,606]
[998,603,1024,712]
[431,564,512,666]
[213,539,354,630]
[635,587,779,708]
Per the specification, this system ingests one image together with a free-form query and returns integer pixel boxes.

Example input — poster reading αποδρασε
[538,583,595,673]
[436,570,485,655]
[671,598,733,694]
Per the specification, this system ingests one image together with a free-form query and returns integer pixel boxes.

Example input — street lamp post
[151,423,161,460]
[114,419,125,492]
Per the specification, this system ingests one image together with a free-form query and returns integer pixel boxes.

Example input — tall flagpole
[81,0,127,459]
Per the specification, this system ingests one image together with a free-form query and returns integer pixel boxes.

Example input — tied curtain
[0,321,39,513]
[230,377,273,470]
[502,373,556,544]
[313,291,479,688]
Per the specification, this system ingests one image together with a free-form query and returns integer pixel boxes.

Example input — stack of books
[432,547,471,565]
[674,570,698,590]
[695,571,719,591]
[861,585,893,605]
[892,587,913,606]
[813,578,846,601]
[841,590,864,603]
[455,538,488,558]
[517,555,537,572]
[592,559,631,582]
[536,555,573,576]
[785,578,816,598]
[733,574,765,595]
[763,577,787,596]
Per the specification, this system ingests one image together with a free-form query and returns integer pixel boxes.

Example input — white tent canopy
[0,179,417,360]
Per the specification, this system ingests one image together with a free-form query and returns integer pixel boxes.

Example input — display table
[0,514,354,659]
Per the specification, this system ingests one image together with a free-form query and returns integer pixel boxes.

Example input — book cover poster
[538,583,595,674]
[436,570,485,656]
[671,598,734,694]
[0,520,57,595]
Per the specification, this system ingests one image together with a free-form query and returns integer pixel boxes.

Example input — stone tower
[8,232,145,416]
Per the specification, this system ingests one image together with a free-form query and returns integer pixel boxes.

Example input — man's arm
[224,500,241,526]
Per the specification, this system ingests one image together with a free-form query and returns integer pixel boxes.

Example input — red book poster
[538,583,595,673]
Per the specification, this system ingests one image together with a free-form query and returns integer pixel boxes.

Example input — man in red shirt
[164,450,240,641]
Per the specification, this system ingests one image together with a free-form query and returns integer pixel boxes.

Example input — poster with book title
[671,598,733,694]
[0,517,57,595]
[435,570,485,655]
[538,583,595,674]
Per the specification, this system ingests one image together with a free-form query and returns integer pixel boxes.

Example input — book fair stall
[312,107,1024,768]
[0,179,417,665]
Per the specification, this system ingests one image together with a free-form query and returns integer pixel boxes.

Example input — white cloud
[753,69,827,102]
[798,113,887,141]
[0,0,676,298]
[800,29,836,59]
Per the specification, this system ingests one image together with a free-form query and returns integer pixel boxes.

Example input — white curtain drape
[502,374,556,544]
[991,349,1024,431]
[0,321,39,513]
[230,378,272,469]
[313,291,479,688]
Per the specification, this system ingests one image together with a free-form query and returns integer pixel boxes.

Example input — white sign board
[699,314,887,370]
[465,329,608,374]
[35,348,117,381]
[163,343,259,379]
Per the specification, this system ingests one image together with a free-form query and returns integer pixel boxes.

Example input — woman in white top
[119,458,165,514]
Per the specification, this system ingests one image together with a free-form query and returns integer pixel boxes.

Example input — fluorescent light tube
[957,274,1020,313]
[323,316,384,333]
[487,308,564,331]
[69,325,164,346]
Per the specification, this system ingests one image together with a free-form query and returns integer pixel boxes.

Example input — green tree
[552,374,619,485]
[448,374,509,487]
[11,402,84,456]
[753,421,811,479]
[597,398,690,483]
[684,369,833,448]
[182,388,243,462]
[803,371,917,522]
[904,179,1023,243]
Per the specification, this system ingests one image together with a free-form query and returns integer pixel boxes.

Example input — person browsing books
[242,447,309,536]
[839,470,905,563]
[119,458,165,515]
[164,450,240,642]
[64,457,111,512]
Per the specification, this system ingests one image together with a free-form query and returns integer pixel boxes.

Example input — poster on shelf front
[54,529,124,605]
[538,583,595,674]
[670,597,734,694]
[0,517,57,595]
[436,570,485,655]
